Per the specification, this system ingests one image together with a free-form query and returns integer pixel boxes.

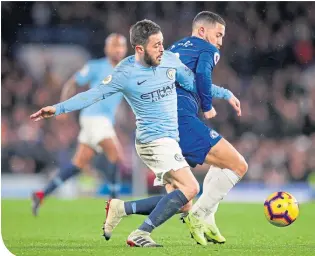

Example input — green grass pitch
[1,199,315,256]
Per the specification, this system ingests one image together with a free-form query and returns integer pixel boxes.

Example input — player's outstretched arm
[30,73,124,121]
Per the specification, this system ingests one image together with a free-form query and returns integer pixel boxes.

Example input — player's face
[105,36,128,63]
[205,22,225,50]
[143,32,164,67]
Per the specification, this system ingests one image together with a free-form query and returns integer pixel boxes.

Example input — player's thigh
[98,136,122,163]
[205,138,248,177]
[136,138,199,199]
[72,143,95,169]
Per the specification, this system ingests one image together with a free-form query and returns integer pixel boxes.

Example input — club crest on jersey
[214,52,220,65]
[210,130,219,139]
[166,68,176,80]
[102,75,112,85]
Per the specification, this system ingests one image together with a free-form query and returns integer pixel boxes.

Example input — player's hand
[203,107,217,119]
[228,95,242,116]
[30,106,56,121]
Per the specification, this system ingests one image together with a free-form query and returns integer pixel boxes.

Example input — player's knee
[183,181,200,201]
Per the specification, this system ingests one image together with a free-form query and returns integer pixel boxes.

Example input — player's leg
[193,137,248,217]
[165,183,193,213]
[106,183,190,217]
[102,183,194,241]
[177,116,244,244]
[196,165,226,244]
[205,137,248,177]
[127,165,199,247]
[191,137,248,242]
[104,138,199,246]
[32,143,95,216]
[88,116,123,199]
[98,136,121,198]
[124,138,200,247]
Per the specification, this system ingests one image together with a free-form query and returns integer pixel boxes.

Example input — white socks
[191,166,240,220]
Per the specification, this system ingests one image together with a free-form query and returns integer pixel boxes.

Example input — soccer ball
[264,191,299,227]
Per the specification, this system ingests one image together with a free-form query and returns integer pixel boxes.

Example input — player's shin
[32,163,81,216]
[138,189,189,233]
[192,166,240,219]
[124,195,163,215]
[107,162,120,198]
[43,163,81,196]
[193,166,240,243]
[202,166,220,218]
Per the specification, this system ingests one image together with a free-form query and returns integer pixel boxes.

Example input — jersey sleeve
[74,62,93,87]
[211,84,233,100]
[168,51,195,92]
[195,49,220,112]
[54,69,127,116]
[175,63,195,92]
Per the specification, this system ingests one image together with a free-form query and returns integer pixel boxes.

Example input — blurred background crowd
[2,2,315,189]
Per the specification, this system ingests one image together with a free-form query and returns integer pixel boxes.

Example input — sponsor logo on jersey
[140,83,176,102]
[102,75,112,85]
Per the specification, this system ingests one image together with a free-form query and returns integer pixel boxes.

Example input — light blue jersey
[74,57,123,123]
[54,51,231,143]
[54,51,195,143]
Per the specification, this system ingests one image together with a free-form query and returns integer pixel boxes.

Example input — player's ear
[198,26,205,38]
[135,45,144,54]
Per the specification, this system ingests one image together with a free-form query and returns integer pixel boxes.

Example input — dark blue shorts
[178,115,222,168]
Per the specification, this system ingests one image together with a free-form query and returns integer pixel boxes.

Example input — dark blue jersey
[169,36,220,117]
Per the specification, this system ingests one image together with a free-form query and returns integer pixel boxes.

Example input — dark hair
[130,19,161,48]
[193,11,226,28]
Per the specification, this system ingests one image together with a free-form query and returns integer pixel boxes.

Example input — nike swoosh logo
[137,80,147,85]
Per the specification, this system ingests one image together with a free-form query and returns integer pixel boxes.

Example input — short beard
[144,49,157,67]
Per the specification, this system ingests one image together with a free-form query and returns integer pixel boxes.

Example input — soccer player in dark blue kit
[167,11,248,245]
[103,12,248,246]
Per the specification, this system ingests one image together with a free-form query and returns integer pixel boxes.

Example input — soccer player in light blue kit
[31,34,128,216]
[103,12,248,246]
[31,19,203,247]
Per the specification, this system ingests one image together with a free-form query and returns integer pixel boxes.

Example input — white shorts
[135,138,189,186]
[78,116,116,153]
